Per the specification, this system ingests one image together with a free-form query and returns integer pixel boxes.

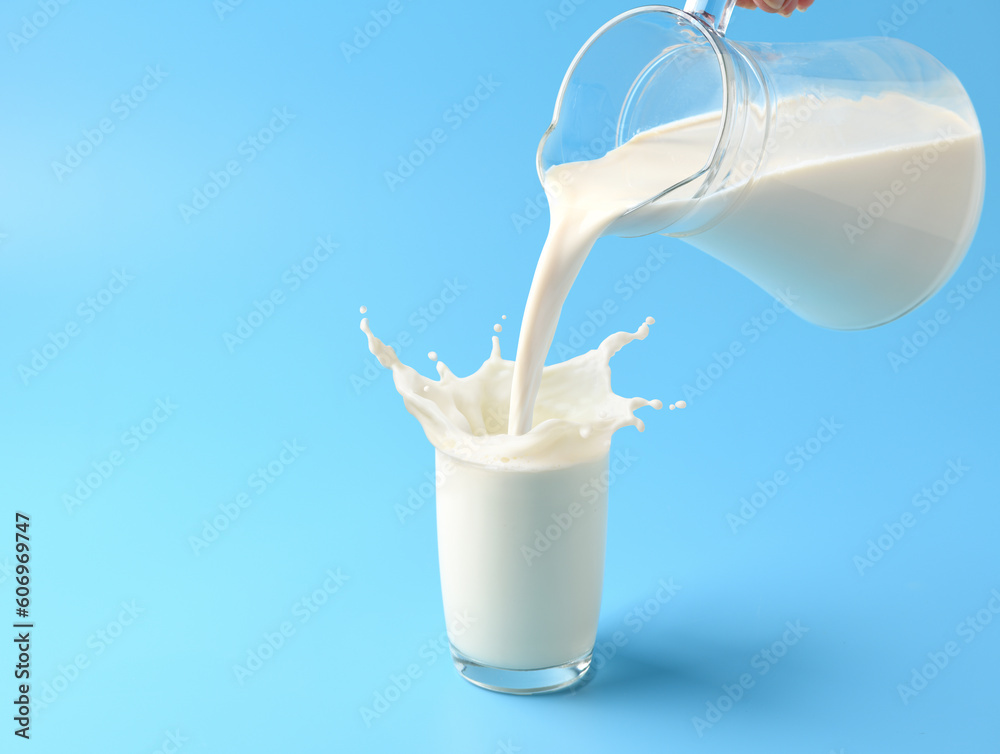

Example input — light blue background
[1,1,997,752]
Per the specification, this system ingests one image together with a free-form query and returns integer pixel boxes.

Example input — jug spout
[684,0,737,35]
[536,4,747,236]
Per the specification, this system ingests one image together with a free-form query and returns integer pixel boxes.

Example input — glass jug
[539,0,986,330]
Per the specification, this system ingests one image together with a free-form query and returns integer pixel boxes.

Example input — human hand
[735,0,815,15]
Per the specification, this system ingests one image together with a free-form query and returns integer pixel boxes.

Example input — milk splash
[360,316,668,470]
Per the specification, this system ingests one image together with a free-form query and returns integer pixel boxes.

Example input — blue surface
[1,1,998,752]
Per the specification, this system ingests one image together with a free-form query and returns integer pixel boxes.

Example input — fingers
[735,0,812,13]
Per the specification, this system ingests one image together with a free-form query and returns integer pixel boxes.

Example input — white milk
[436,451,608,669]
[508,93,984,434]
[361,319,667,670]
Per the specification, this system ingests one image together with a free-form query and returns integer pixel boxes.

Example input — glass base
[450,644,593,695]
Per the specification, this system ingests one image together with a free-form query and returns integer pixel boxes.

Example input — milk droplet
[645,316,655,325]
[669,404,676,410]
[359,305,367,314]
[502,314,507,320]
[676,400,687,409]
[651,400,663,410]
[494,323,502,332]
[428,351,438,361]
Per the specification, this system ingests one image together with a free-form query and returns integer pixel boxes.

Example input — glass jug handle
[684,0,736,35]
